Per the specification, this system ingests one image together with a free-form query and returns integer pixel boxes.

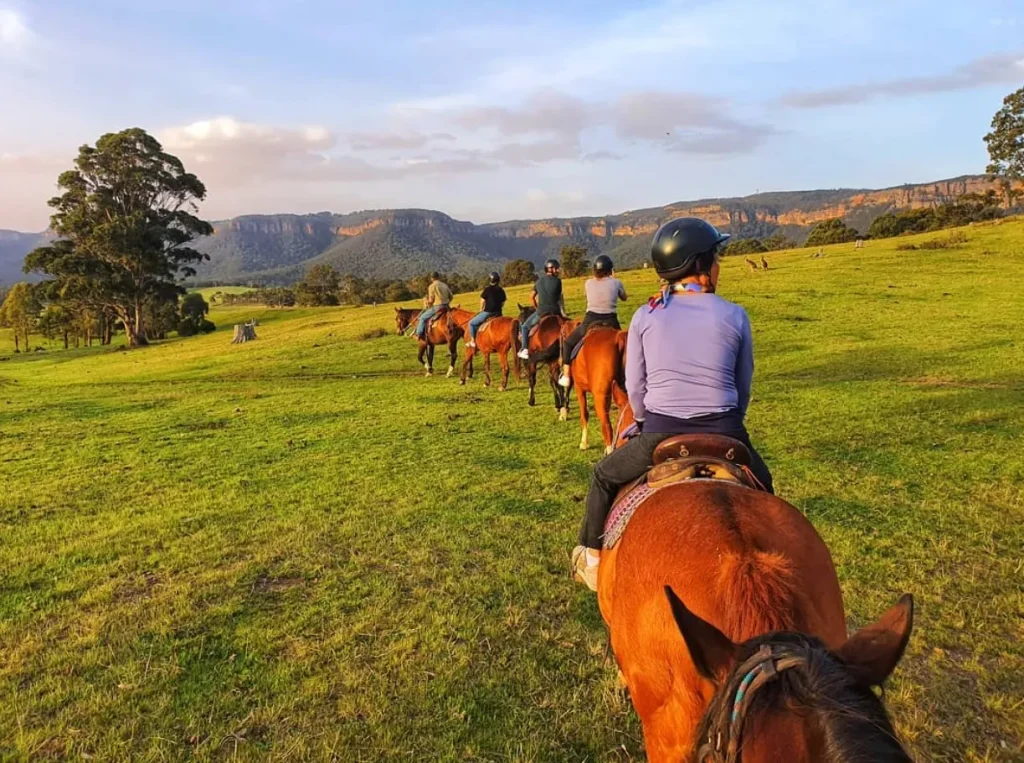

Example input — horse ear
[394,307,400,313]
[665,586,737,684]
[837,594,914,688]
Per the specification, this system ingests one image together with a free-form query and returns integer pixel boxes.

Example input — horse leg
[425,344,435,376]
[483,352,492,387]
[595,387,614,454]
[446,339,457,378]
[528,362,537,406]
[460,347,473,386]
[550,364,567,420]
[577,384,590,450]
[498,350,510,392]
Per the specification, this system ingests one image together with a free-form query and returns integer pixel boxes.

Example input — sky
[0,0,1022,231]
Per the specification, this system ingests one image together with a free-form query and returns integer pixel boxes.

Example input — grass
[1,219,1023,761]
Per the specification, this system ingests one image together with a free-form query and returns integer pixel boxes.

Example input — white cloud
[0,8,37,60]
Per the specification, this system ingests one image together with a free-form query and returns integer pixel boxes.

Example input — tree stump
[232,321,258,343]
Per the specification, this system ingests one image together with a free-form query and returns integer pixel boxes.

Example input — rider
[466,272,506,349]
[414,272,453,340]
[517,259,565,359]
[557,254,628,387]
[571,217,775,591]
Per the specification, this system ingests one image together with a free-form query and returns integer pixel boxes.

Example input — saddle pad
[603,482,655,549]
[569,333,588,362]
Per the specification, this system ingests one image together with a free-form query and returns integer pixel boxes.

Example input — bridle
[696,644,808,763]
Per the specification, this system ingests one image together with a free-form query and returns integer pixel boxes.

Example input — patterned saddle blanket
[602,434,767,549]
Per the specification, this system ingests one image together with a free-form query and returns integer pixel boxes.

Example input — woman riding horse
[557,254,627,388]
[572,217,774,590]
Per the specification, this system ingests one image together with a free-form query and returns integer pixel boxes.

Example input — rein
[697,644,807,763]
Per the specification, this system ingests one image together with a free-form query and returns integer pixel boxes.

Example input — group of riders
[413,217,774,592]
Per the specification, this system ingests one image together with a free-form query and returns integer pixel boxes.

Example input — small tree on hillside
[502,259,536,285]
[384,281,413,303]
[559,245,590,277]
[762,233,795,251]
[985,86,1024,207]
[295,264,341,306]
[0,282,42,352]
[804,219,861,247]
[722,238,767,256]
[24,128,213,346]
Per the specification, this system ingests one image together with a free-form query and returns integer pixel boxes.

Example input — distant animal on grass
[744,258,759,271]
[597,413,916,761]
[760,256,769,270]
[450,311,521,391]
[516,304,571,418]
[394,307,421,335]
[569,326,627,453]
[417,306,471,378]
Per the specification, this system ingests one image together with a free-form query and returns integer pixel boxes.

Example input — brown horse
[516,304,571,417]
[417,306,468,378]
[394,307,421,335]
[569,326,628,454]
[597,422,914,760]
[450,312,521,391]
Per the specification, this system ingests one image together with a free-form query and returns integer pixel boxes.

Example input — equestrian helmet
[593,254,613,275]
[544,258,561,273]
[650,218,730,280]
[488,271,500,285]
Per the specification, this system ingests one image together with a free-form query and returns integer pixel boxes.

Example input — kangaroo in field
[745,258,759,271]
[761,256,770,270]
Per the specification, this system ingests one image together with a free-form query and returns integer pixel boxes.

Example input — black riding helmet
[650,218,730,280]
[544,258,560,273]
[488,271,500,285]
[593,254,613,275]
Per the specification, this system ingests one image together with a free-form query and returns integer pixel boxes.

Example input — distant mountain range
[0,175,1002,286]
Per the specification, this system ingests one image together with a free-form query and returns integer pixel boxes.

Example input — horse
[568,326,628,454]
[597,412,914,760]
[417,306,469,378]
[450,312,521,391]
[516,304,571,418]
[394,307,421,335]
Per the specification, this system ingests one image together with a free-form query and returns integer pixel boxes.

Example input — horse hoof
[460,379,466,386]
[498,386,506,392]
[604,445,614,455]
[528,399,536,407]
[559,408,568,422]
[580,443,589,451]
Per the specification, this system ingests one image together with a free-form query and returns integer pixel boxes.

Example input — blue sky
[1,0,1022,230]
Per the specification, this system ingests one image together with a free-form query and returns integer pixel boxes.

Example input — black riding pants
[560,312,620,365]
[578,425,774,550]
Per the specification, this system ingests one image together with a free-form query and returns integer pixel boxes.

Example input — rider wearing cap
[571,217,774,591]
[518,259,565,359]
[466,272,507,348]
[557,254,628,387]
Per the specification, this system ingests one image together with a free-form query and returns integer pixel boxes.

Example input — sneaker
[466,340,476,349]
[517,348,530,360]
[558,365,571,388]
[571,546,599,592]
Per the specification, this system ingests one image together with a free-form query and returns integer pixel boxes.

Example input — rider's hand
[635,419,644,433]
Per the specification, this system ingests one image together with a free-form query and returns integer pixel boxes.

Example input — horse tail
[532,339,560,365]
[717,551,797,638]
[510,319,521,376]
[613,330,628,397]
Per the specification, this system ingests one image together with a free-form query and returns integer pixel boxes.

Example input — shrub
[360,327,389,341]
[918,231,969,250]
[198,319,216,334]
[177,320,197,337]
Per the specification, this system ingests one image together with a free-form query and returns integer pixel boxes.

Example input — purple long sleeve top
[625,292,753,426]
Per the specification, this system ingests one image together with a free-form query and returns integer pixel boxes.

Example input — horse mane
[695,632,912,763]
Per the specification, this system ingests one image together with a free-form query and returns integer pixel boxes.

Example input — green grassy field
[2,220,1023,761]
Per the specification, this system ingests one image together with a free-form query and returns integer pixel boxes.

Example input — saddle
[426,305,452,331]
[603,434,765,549]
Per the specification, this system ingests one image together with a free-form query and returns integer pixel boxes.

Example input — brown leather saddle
[648,433,758,489]
[603,434,765,549]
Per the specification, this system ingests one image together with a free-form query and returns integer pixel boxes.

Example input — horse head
[517,303,536,321]
[395,307,412,335]
[666,587,915,763]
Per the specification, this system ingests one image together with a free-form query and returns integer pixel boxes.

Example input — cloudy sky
[1,0,1022,230]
